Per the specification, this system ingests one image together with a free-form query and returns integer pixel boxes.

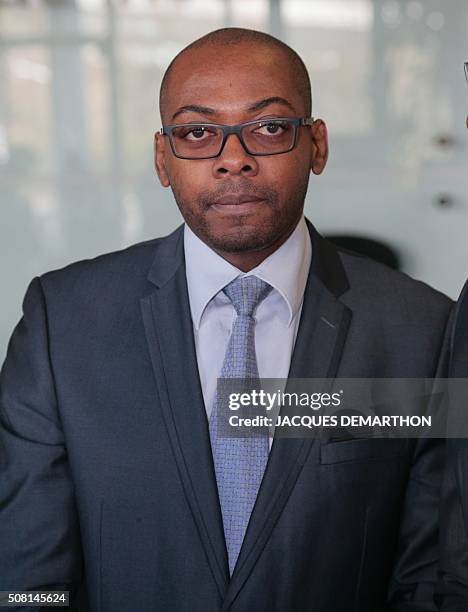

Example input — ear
[154,132,171,187]
[310,119,329,175]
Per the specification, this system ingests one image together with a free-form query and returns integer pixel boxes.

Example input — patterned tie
[209,275,272,575]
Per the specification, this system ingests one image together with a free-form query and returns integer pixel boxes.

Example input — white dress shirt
[184,216,312,445]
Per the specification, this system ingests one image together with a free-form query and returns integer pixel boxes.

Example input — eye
[253,120,290,136]
[184,126,216,141]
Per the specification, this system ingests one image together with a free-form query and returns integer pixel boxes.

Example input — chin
[206,226,279,254]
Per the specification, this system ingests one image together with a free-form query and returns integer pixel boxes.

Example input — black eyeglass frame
[159,116,315,160]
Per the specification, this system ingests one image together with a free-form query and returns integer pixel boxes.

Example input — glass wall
[1,0,467,358]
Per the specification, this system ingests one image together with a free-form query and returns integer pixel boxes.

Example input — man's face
[155,42,328,256]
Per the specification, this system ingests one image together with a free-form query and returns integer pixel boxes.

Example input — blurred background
[1,0,467,360]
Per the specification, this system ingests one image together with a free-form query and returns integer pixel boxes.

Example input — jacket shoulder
[38,228,181,297]
[338,248,453,323]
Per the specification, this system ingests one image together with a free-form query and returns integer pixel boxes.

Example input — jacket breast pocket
[320,437,410,465]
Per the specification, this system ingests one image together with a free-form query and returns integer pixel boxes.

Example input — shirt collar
[184,215,312,330]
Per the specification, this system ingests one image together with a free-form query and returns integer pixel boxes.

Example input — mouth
[210,194,268,214]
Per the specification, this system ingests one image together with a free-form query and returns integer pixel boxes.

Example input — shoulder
[38,227,181,299]
[450,278,468,372]
[337,247,453,324]
[20,228,183,338]
[454,278,468,324]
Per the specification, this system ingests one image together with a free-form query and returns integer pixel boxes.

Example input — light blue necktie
[209,275,272,575]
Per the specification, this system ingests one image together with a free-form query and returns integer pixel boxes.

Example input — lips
[212,193,266,206]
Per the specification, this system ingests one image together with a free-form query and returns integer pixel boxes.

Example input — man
[0,28,453,612]
[435,62,468,610]
[437,283,468,611]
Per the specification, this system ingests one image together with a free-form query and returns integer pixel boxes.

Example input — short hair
[159,27,312,123]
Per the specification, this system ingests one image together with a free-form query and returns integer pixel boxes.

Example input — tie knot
[223,276,272,317]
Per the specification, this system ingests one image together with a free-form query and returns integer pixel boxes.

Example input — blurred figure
[436,62,468,610]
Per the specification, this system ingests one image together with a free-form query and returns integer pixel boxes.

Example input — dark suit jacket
[436,279,468,611]
[0,220,452,612]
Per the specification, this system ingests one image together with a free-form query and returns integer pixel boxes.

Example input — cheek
[167,160,210,200]
[262,153,310,191]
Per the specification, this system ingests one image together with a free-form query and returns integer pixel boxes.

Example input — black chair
[325,235,400,271]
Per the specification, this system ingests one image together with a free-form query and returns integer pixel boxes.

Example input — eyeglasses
[159,117,314,160]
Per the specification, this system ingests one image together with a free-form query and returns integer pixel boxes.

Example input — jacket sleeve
[0,277,84,611]
[435,438,468,611]
[386,303,455,612]
[435,282,468,610]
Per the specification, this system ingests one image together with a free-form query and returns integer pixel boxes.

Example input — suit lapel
[140,226,229,596]
[221,221,352,611]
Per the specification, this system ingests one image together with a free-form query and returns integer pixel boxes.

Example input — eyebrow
[170,96,297,122]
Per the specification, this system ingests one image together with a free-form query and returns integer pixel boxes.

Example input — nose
[212,133,259,178]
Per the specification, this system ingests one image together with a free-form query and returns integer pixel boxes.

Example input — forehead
[164,43,304,117]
